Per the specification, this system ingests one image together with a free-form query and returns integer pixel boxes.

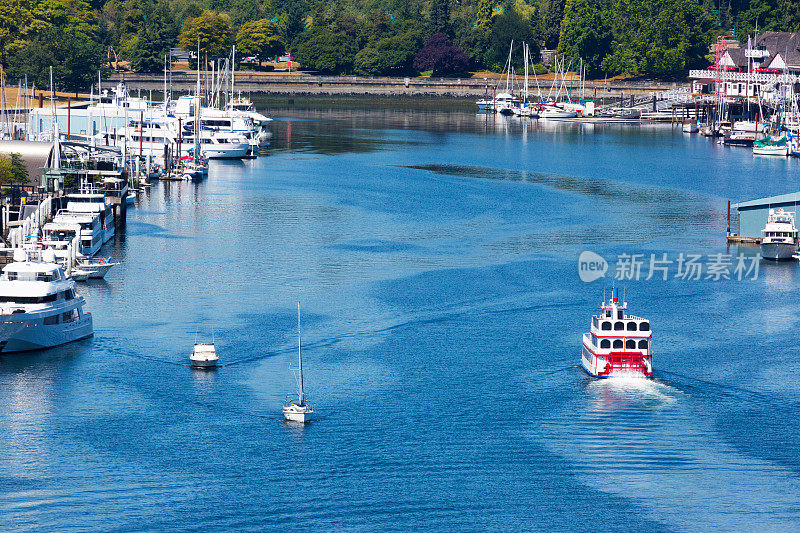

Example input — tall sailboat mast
[297,302,304,404]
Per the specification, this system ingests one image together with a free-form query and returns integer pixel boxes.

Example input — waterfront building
[690,32,800,101]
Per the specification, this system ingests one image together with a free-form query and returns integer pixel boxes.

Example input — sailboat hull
[283,406,313,423]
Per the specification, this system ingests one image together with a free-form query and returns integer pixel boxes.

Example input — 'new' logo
[578,251,608,283]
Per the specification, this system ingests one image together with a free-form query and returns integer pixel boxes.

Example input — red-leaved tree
[412,33,470,77]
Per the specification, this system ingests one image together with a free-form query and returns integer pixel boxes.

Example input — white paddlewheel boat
[581,288,653,378]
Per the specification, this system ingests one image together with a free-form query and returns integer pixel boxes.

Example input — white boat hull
[0,313,93,353]
[754,146,789,156]
[761,242,798,260]
[283,405,313,423]
[204,143,250,159]
[539,108,578,119]
[190,358,218,368]
[581,343,652,378]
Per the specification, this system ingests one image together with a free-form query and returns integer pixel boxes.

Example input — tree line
[0,0,799,91]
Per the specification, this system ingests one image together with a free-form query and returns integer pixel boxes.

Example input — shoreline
[108,73,685,99]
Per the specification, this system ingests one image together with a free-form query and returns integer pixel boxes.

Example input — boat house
[732,191,800,238]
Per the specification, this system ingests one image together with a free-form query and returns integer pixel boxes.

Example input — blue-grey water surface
[2,103,800,531]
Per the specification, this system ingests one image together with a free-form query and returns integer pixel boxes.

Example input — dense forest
[1,0,799,91]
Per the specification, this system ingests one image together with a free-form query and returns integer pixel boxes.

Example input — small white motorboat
[682,119,699,133]
[75,256,119,279]
[283,302,314,423]
[190,342,218,368]
[126,193,136,206]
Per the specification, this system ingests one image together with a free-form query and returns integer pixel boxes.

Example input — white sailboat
[283,302,314,423]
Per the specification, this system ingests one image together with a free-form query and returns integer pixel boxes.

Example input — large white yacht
[42,208,103,257]
[98,120,250,160]
[64,181,115,243]
[760,208,799,260]
[0,249,93,352]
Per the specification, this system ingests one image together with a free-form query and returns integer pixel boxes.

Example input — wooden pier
[726,233,760,244]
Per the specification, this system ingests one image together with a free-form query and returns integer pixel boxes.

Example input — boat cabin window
[604,310,611,318]
[0,293,56,304]
[44,315,59,325]
[614,322,624,331]
[617,310,623,319]
[592,317,598,328]
[601,321,611,330]
[626,339,636,349]
[6,272,17,281]
[63,289,75,300]
[591,335,597,346]
[640,322,650,331]
[600,339,611,349]
[613,339,623,349]
[62,309,78,323]
[36,272,55,282]
[638,340,648,349]
[626,322,637,331]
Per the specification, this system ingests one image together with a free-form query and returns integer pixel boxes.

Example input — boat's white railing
[8,197,52,248]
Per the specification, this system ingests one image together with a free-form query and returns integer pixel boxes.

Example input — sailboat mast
[297,302,304,403]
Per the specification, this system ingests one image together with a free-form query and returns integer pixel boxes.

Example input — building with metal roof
[732,191,800,238]
[0,140,58,187]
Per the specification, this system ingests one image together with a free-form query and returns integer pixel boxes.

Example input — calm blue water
[2,104,800,531]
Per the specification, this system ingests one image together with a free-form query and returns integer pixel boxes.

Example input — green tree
[178,11,233,58]
[293,27,358,74]
[0,153,30,185]
[8,26,103,93]
[475,0,493,30]
[557,0,613,77]
[542,0,567,49]
[126,0,176,72]
[353,29,425,76]
[601,0,713,76]
[430,0,450,34]
[236,19,283,61]
[485,8,537,71]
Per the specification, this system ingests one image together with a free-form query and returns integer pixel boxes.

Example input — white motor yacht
[42,209,103,258]
[190,343,218,368]
[64,180,115,243]
[760,208,798,260]
[0,249,93,352]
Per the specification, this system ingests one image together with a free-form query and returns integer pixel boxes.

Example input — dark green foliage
[0,153,29,185]
[430,0,451,34]
[738,0,800,40]
[484,8,538,71]
[558,0,613,76]
[127,0,176,72]
[1,0,798,82]
[293,28,359,74]
[600,0,714,76]
[542,0,567,49]
[354,28,425,76]
[8,27,104,92]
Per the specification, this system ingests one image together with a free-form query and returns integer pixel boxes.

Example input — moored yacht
[760,208,798,260]
[0,249,93,352]
[64,181,115,243]
[581,288,653,378]
[42,209,103,258]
